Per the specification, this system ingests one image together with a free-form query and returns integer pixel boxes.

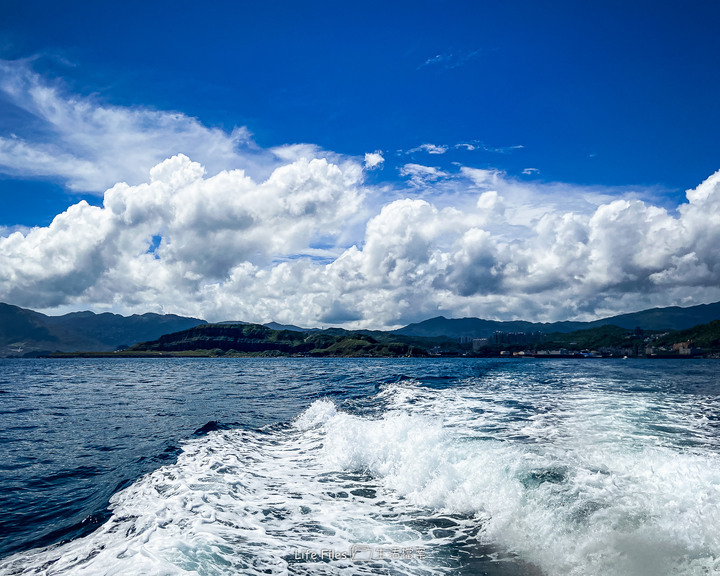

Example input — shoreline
[16,352,718,360]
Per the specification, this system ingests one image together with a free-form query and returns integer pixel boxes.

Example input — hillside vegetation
[653,320,720,350]
[125,323,427,357]
[3,300,718,358]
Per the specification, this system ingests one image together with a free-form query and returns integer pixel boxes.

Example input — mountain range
[2,301,720,357]
[393,302,720,339]
[0,303,205,357]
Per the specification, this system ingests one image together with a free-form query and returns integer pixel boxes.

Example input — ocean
[0,358,718,575]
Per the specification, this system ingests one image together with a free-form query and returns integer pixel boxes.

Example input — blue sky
[1,0,719,326]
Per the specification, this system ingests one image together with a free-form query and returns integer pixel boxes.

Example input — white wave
[293,398,337,430]
[322,382,720,576]
[3,380,720,576]
[1,412,461,575]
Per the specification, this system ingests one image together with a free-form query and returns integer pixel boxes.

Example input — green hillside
[653,320,720,350]
[395,301,720,339]
[127,323,427,357]
[541,325,646,350]
[0,302,206,357]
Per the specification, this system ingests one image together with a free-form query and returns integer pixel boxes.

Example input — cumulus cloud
[364,151,384,169]
[0,153,363,313]
[2,60,720,328]
[2,149,720,328]
[0,59,279,192]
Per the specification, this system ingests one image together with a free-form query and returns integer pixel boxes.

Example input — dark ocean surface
[0,358,718,575]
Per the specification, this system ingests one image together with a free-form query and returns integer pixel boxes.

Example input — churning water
[1,358,719,575]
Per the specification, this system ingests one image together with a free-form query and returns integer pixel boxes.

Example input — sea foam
[3,377,720,576]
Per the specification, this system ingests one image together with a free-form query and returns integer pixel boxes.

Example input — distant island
[2,301,720,358]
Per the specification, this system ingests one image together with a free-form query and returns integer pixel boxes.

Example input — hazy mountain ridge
[393,302,720,339]
[0,303,206,357]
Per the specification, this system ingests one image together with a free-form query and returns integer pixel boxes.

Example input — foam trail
[1,403,467,575]
[346,381,720,576]
[3,378,720,576]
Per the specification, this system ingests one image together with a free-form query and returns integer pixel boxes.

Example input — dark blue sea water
[0,358,719,575]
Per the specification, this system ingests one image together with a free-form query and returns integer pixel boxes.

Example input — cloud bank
[2,149,719,328]
[2,59,719,328]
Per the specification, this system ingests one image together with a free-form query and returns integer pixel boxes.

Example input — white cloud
[0,59,279,192]
[452,142,524,154]
[476,190,505,219]
[424,144,448,154]
[522,167,540,175]
[418,54,450,69]
[399,163,449,187]
[0,224,32,237]
[364,151,384,169]
[407,143,448,155]
[0,153,364,314]
[486,144,524,154]
[461,167,503,188]
[1,150,719,328]
[418,50,481,70]
[2,61,720,328]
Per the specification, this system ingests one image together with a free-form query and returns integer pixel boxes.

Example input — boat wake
[3,378,720,575]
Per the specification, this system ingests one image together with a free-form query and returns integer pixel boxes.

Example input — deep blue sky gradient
[1,0,719,226]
